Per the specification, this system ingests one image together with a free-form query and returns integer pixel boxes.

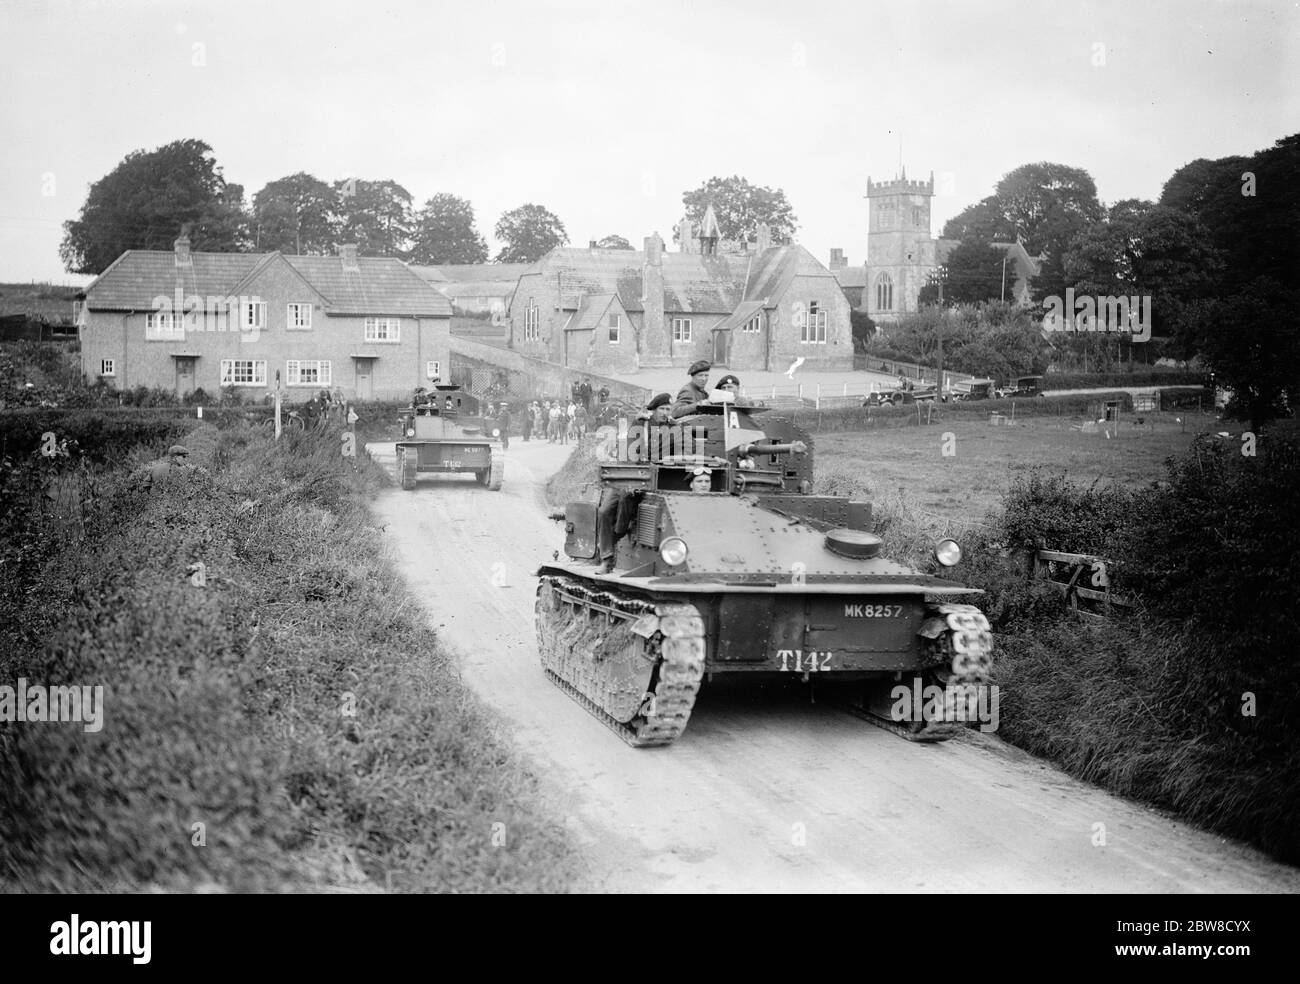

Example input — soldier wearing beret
[671,360,713,418]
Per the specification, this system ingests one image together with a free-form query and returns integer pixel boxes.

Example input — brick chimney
[174,230,192,268]
[339,243,360,272]
[829,248,846,270]
[755,222,771,254]
[640,233,668,365]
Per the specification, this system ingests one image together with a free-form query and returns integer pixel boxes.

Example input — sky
[0,0,1296,284]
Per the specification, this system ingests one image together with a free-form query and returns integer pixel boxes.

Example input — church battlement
[866,172,934,197]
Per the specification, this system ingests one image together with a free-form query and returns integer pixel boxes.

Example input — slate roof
[85,250,452,317]
[714,299,765,332]
[833,265,868,288]
[515,244,832,316]
[562,293,618,332]
[416,263,533,284]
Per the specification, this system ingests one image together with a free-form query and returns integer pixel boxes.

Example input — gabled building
[80,238,451,401]
[408,262,532,319]
[506,212,853,373]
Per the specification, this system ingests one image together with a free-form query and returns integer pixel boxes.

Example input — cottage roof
[85,250,452,317]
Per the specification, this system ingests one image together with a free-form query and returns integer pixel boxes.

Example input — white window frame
[145,311,183,340]
[524,305,540,341]
[797,303,828,344]
[672,318,692,342]
[285,360,332,386]
[742,314,761,333]
[243,301,267,331]
[608,312,620,343]
[99,359,115,376]
[287,303,313,330]
[427,360,441,381]
[364,317,401,342]
[220,359,268,387]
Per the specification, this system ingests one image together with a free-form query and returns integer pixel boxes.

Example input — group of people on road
[521,398,588,444]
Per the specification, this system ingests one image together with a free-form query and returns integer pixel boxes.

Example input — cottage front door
[355,360,374,400]
[175,358,196,396]
[712,329,730,367]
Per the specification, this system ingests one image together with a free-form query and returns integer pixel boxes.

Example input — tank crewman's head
[688,465,713,493]
[687,360,712,389]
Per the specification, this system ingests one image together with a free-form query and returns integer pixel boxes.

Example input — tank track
[834,603,995,742]
[536,575,705,747]
[399,447,416,490]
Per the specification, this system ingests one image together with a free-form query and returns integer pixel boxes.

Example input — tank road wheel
[535,576,705,747]
[838,603,994,742]
[398,447,417,490]
[487,456,504,491]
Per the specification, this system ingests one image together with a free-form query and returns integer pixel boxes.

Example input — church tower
[864,168,939,322]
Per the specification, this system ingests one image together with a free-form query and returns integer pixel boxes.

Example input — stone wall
[450,335,652,405]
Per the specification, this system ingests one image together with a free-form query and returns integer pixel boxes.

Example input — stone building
[505,207,853,373]
[830,169,1041,320]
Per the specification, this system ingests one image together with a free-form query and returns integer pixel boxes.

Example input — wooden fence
[1034,547,1139,621]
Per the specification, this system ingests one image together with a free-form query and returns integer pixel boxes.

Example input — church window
[875,273,894,312]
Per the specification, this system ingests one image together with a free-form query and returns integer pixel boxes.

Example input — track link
[537,575,704,747]
[830,602,995,742]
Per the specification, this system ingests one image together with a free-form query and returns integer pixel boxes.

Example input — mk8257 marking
[535,393,993,746]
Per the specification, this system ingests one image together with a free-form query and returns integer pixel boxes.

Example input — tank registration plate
[844,604,904,618]
[777,650,834,672]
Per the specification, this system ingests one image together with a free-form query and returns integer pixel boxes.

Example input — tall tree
[596,234,633,250]
[940,195,1013,243]
[59,138,249,274]
[1189,277,1300,431]
[410,194,489,264]
[1063,198,1225,345]
[252,173,341,255]
[336,178,415,258]
[921,241,1012,306]
[494,204,568,263]
[1160,134,1300,291]
[680,176,798,245]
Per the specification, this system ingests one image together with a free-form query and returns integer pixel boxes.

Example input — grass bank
[0,418,574,892]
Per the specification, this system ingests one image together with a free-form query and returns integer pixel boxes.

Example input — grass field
[814,410,1226,528]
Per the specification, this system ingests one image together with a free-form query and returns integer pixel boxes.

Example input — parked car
[864,383,939,406]
[947,379,996,402]
[996,375,1044,398]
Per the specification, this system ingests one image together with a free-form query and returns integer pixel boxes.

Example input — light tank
[395,384,504,490]
[535,394,994,746]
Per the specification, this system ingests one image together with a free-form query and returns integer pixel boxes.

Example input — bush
[0,422,575,891]
[1041,369,1205,390]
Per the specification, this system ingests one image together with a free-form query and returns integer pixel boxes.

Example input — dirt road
[369,439,1300,893]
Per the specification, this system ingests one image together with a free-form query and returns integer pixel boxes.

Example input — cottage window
[288,303,312,330]
[672,318,692,342]
[427,360,441,381]
[875,273,894,312]
[364,317,400,342]
[100,359,115,376]
[285,360,332,386]
[742,315,761,333]
[608,313,620,343]
[242,302,267,331]
[525,304,540,341]
[145,311,183,340]
[220,359,267,386]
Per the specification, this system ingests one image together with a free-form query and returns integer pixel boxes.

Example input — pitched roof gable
[85,250,451,316]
